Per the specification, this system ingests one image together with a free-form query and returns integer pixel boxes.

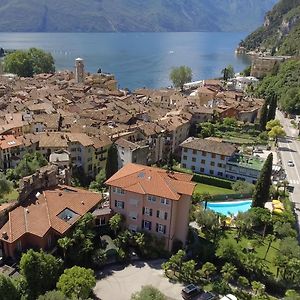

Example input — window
[210,161,215,166]
[209,170,214,175]
[200,167,205,173]
[160,198,170,205]
[221,155,225,160]
[143,220,152,230]
[217,171,223,177]
[88,164,92,171]
[183,155,187,160]
[156,223,166,234]
[184,148,188,152]
[182,163,186,168]
[201,159,205,164]
[202,151,207,156]
[192,157,196,162]
[148,195,156,202]
[192,149,197,155]
[156,210,168,220]
[77,156,82,161]
[211,153,216,158]
[217,163,223,168]
[143,207,153,216]
[112,187,125,195]
[115,200,125,209]
[191,165,195,171]
[129,211,138,220]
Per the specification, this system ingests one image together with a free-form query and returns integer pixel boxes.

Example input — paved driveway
[94,259,184,300]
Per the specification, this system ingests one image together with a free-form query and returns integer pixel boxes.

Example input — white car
[288,160,295,167]
[220,295,237,300]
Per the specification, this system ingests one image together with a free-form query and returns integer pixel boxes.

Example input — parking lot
[94,260,185,300]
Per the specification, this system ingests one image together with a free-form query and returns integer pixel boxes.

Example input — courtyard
[94,260,184,300]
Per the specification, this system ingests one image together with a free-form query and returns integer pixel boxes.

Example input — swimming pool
[205,200,252,216]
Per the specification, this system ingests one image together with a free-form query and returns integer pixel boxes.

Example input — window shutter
[142,220,144,229]
[163,225,166,234]
[156,223,159,232]
[149,222,152,231]
[156,210,159,218]
[164,212,168,220]
[142,207,145,215]
[122,202,125,209]
[150,209,153,216]
[115,200,117,207]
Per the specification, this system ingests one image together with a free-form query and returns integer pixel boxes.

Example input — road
[276,111,300,235]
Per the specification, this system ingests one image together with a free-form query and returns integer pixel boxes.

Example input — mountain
[242,0,300,55]
[0,0,277,32]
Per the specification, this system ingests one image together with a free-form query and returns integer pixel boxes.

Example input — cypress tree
[105,143,119,180]
[267,94,277,121]
[259,100,268,131]
[252,153,273,208]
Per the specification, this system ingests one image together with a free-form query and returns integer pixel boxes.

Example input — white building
[180,137,237,178]
[180,137,264,183]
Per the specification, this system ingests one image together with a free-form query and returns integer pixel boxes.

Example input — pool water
[205,200,252,216]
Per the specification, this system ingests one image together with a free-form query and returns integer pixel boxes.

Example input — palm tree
[221,263,237,283]
[201,262,216,280]
[282,180,289,195]
[58,237,73,259]
[264,234,276,260]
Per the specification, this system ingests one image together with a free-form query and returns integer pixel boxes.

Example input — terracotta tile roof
[66,133,94,147]
[106,163,195,201]
[37,132,68,148]
[180,137,237,157]
[0,186,101,243]
[0,135,23,150]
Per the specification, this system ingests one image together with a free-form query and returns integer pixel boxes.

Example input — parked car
[288,160,295,167]
[195,292,217,300]
[181,284,202,299]
[220,294,237,300]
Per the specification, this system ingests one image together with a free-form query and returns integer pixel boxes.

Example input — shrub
[192,174,233,189]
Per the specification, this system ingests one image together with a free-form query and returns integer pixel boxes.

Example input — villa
[105,163,196,251]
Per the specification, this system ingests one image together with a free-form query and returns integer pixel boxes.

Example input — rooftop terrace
[227,154,264,171]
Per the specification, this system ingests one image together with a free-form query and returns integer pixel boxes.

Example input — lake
[0,32,251,90]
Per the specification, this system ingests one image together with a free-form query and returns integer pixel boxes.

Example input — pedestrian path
[289,180,300,185]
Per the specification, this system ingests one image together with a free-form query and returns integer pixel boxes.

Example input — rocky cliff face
[242,0,300,55]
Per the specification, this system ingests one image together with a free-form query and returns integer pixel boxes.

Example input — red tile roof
[105,163,195,201]
[0,186,101,243]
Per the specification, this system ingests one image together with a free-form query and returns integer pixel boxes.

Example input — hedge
[192,173,233,189]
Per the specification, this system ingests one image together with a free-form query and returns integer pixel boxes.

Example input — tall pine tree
[252,153,273,208]
[267,93,277,121]
[259,100,268,131]
[105,143,119,180]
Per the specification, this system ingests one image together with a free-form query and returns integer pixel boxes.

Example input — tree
[109,213,122,236]
[268,125,286,144]
[267,93,278,121]
[237,276,249,288]
[252,153,273,208]
[58,237,73,259]
[221,263,237,282]
[223,117,237,127]
[91,248,107,268]
[251,281,265,296]
[259,100,268,131]
[4,48,55,77]
[0,274,20,300]
[181,260,196,282]
[216,238,242,264]
[57,266,96,300]
[169,66,192,90]
[37,290,69,300]
[232,180,255,194]
[131,285,166,300]
[20,250,63,299]
[105,143,118,180]
[89,169,106,191]
[221,65,235,81]
[266,119,281,130]
[285,290,300,300]
[235,211,252,239]
[201,262,216,280]
[0,173,12,198]
[162,250,185,277]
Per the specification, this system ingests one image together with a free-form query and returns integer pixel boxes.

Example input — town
[0,46,299,300]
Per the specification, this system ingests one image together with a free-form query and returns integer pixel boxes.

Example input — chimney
[2,232,8,240]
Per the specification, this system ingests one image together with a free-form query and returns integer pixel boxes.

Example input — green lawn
[225,230,280,275]
[194,183,234,195]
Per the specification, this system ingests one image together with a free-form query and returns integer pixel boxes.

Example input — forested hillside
[243,0,300,55]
